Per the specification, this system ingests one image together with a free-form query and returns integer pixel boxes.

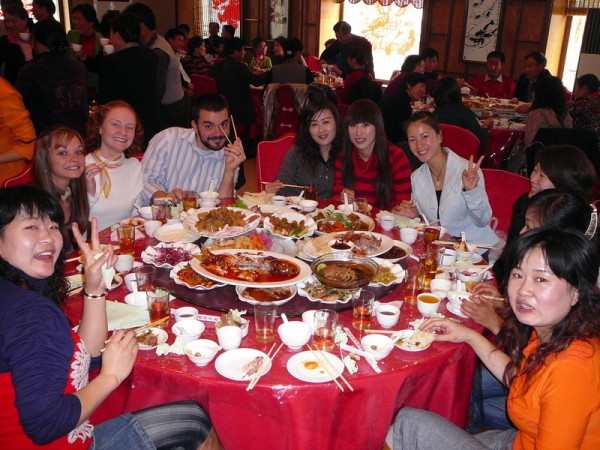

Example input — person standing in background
[320,21,374,78]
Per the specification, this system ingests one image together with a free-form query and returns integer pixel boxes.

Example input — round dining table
[63,209,481,450]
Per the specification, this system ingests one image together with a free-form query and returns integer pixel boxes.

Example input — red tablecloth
[481,127,525,169]
[64,222,479,450]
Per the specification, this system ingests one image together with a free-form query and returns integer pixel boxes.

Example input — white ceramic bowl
[172,320,205,342]
[299,199,318,213]
[399,227,418,244]
[361,334,394,360]
[416,293,441,316]
[124,273,138,292]
[277,321,312,349]
[138,206,153,220]
[454,243,477,260]
[184,339,221,366]
[430,278,452,300]
[71,43,82,52]
[124,291,147,308]
[337,204,354,213]
[174,306,199,322]
[287,196,302,205]
[271,195,287,206]
[456,268,486,283]
[200,191,219,200]
[215,318,249,337]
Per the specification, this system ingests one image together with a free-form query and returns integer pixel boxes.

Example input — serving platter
[141,242,201,268]
[153,223,198,243]
[263,211,317,239]
[297,276,354,304]
[189,249,312,288]
[308,210,375,235]
[235,285,297,306]
[302,231,393,259]
[369,258,406,287]
[181,207,261,239]
[170,262,226,290]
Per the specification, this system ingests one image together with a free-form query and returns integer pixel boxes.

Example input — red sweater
[333,144,411,209]
[469,74,516,99]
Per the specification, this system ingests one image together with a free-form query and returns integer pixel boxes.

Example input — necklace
[430,155,448,187]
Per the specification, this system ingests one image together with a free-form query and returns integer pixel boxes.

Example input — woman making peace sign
[397,111,497,247]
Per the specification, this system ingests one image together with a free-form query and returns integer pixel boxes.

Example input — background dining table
[63,208,481,450]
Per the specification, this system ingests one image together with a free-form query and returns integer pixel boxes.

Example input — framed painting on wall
[461,0,504,63]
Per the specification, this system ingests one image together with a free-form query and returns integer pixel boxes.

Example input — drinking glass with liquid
[352,290,374,330]
[313,309,338,351]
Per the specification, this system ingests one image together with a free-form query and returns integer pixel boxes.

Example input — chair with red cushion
[190,74,217,98]
[482,168,530,235]
[3,163,33,188]
[256,133,296,187]
[439,123,480,161]
[305,55,321,73]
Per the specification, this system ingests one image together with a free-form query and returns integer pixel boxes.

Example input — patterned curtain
[567,0,600,14]
[193,0,241,37]
[345,0,424,7]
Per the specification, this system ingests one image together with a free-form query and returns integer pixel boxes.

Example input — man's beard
[200,135,226,151]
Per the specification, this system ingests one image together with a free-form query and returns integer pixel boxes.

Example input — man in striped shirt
[141,94,245,204]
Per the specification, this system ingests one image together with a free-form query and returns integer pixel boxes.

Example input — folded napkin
[156,337,186,356]
[106,301,149,331]
[241,191,273,206]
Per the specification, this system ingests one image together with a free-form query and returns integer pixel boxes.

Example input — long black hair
[0,185,69,306]
[499,228,600,387]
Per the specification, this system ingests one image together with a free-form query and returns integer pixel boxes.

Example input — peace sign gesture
[462,155,484,192]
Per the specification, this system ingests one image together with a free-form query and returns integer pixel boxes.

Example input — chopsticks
[439,264,491,271]
[246,342,283,391]
[433,240,493,249]
[134,317,169,335]
[219,115,239,146]
[364,329,398,334]
[481,294,506,302]
[260,181,305,189]
[219,125,233,146]
[307,344,353,392]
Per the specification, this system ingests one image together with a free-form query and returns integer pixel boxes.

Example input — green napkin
[106,301,149,331]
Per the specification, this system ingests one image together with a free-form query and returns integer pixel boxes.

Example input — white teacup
[417,293,441,316]
[115,254,134,272]
[376,304,400,328]
[400,227,418,244]
[175,306,199,322]
[438,248,457,267]
[217,325,243,351]
[271,195,287,207]
[103,44,115,54]
[19,32,30,42]
[379,214,396,231]
[124,273,138,292]
[99,38,109,45]
[430,278,452,300]
[200,199,218,208]
[143,219,162,237]
[70,43,82,52]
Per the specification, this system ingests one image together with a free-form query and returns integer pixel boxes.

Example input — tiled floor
[239,157,257,194]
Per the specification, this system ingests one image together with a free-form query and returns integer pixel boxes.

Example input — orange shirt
[0,77,35,185]
[508,337,600,449]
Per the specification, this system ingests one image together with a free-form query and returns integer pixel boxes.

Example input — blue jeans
[481,368,513,430]
[91,401,212,450]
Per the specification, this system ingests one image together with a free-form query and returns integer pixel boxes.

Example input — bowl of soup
[311,253,378,289]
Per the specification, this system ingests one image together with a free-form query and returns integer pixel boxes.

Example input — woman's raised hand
[72,217,117,295]
[462,155,484,191]
[84,163,102,196]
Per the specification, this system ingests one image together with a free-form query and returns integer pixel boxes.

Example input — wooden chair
[439,123,480,161]
[3,163,33,187]
[482,168,530,235]
[190,74,217,98]
[256,133,296,187]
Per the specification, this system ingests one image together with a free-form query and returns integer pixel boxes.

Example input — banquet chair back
[482,168,530,235]
[305,55,321,72]
[263,83,308,139]
[439,124,480,161]
[190,74,217,98]
[3,163,33,187]
[526,128,600,175]
[256,133,296,187]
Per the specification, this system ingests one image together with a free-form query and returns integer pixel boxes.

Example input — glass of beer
[304,185,317,200]
[182,191,197,211]
[147,288,169,326]
[423,226,441,248]
[117,225,135,255]
[134,265,156,292]
[404,268,423,305]
[419,246,439,290]
[254,303,277,343]
[352,290,375,330]
[313,309,338,351]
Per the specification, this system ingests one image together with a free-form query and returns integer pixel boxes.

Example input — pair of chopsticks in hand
[246,342,284,391]
[307,344,353,392]
[100,317,169,353]
[218,115,238,146]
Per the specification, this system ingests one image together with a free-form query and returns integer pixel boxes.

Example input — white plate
[137,328,168,350]
[370,258,405,286]
[214,348,272,381]
[308,210,375,235]
[297,276,353,304]
[182,207,261,238]
[141,242,201,268]
[263,212,317,239]
[170,262,226,290]
[376,240,412,264]
[203,230,298,257]
[394,330,433,352]
[190,249,312,288]
[258,204,296,215]
[447,303,469,318]
[235,285,297,306]
[302,231,393,259]
[153,223,198,243]
[287,351,344,383]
